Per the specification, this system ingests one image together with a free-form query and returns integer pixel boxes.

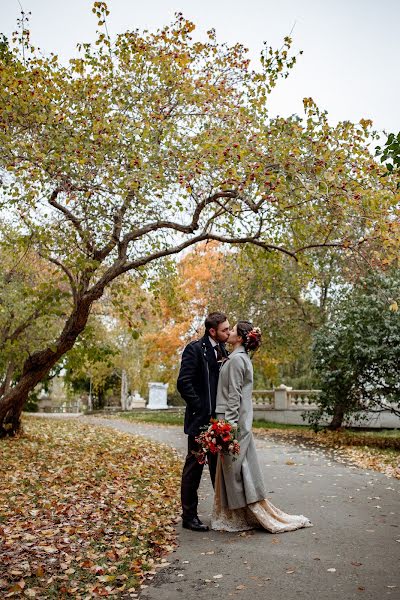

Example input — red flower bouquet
[194,418,240,464]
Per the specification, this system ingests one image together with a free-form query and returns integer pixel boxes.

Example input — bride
[212,320,313,533]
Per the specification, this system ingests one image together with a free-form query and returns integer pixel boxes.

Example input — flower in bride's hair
[247,327,262,341]
[245,326,262,352]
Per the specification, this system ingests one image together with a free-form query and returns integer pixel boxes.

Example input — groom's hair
[205,311,227,333]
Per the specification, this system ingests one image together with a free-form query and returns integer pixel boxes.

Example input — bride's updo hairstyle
[237,321,262,352]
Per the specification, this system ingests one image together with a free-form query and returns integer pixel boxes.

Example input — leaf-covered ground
[255,428,400,480]
[0,417,182,598]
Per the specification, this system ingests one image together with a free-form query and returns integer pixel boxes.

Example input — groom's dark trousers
[177,335,227,520]
[180,436,217,519]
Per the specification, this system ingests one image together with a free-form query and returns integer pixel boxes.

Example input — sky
[1,0,399,135]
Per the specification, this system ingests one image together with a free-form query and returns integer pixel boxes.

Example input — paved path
[81,416,400,600]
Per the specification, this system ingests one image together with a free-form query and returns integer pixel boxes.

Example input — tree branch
[87,230,300,300]
[0,308,42,351]
[48,188,94,254]
[207,234,298,260]
[294,232,373,255]
[45,256,78,305]
[94,190,135,261]
[118,190,239,257]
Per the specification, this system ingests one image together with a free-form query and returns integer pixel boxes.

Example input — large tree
[0,3,397,435]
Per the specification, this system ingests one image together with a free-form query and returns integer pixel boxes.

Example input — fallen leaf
[41,546,58,554]
[97,575,116,583]
[0,418,182,598]
[327,568,336,573]
[213,574,223,579]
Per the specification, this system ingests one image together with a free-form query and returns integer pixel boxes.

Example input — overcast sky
[2,0,399,134]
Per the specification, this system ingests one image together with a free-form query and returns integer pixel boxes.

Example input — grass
[0,416,182,598]
[111,409,185,426]
[252,419,310,430]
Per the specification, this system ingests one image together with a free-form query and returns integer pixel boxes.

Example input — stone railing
[252,389,274,408]
[252,385,320,410]
[252,384,400,428]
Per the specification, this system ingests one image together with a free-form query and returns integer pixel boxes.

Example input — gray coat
[215,345,267,510]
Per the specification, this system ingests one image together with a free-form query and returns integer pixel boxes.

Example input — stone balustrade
[252,389,274,408]
[252,385,321,410]
[252,384,400,428]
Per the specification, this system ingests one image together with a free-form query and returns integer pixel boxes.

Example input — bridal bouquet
[194,418,240,464]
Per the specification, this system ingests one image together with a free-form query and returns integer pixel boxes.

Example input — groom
[177,311,230,531]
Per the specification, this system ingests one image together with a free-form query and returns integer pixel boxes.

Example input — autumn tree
[141,242,223,381]
[0,230,69,404]
[62,319,119,409]
[0,3,397,435]
[203,243,336,386]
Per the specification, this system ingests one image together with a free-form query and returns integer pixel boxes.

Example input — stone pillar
[147,382,169,410]
[274,384,291,410]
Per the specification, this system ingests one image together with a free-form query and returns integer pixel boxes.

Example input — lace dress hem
[211,498,313,533]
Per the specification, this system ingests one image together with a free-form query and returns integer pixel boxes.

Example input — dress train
[211,460,313,533]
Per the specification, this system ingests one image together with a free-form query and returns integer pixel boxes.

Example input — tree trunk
[120,369,128,411]
[328,403,346,430]
[0,294,98,437]
[0,361,14,397]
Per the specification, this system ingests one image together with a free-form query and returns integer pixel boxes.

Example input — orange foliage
[143,242,225,378]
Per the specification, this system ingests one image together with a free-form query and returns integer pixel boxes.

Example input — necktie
[215,343,223,362]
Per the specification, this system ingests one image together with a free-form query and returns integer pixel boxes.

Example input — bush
[167,389,185,407]
[309,269,400,430]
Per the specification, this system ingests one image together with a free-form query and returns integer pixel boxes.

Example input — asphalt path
[80,416,400,600]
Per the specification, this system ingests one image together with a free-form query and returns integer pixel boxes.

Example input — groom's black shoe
[182,516,209,532]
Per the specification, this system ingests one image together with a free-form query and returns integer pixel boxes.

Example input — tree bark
[0,294,97,437]
[328,403,346,430]
[120,369,128,411]
[0,361,14,397]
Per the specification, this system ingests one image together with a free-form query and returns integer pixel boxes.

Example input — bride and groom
[177,311,312,533]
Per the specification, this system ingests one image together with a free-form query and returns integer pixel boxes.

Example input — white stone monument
[147,382,169,410]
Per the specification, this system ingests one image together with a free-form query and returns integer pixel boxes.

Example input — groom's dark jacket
[177,335,228,436]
